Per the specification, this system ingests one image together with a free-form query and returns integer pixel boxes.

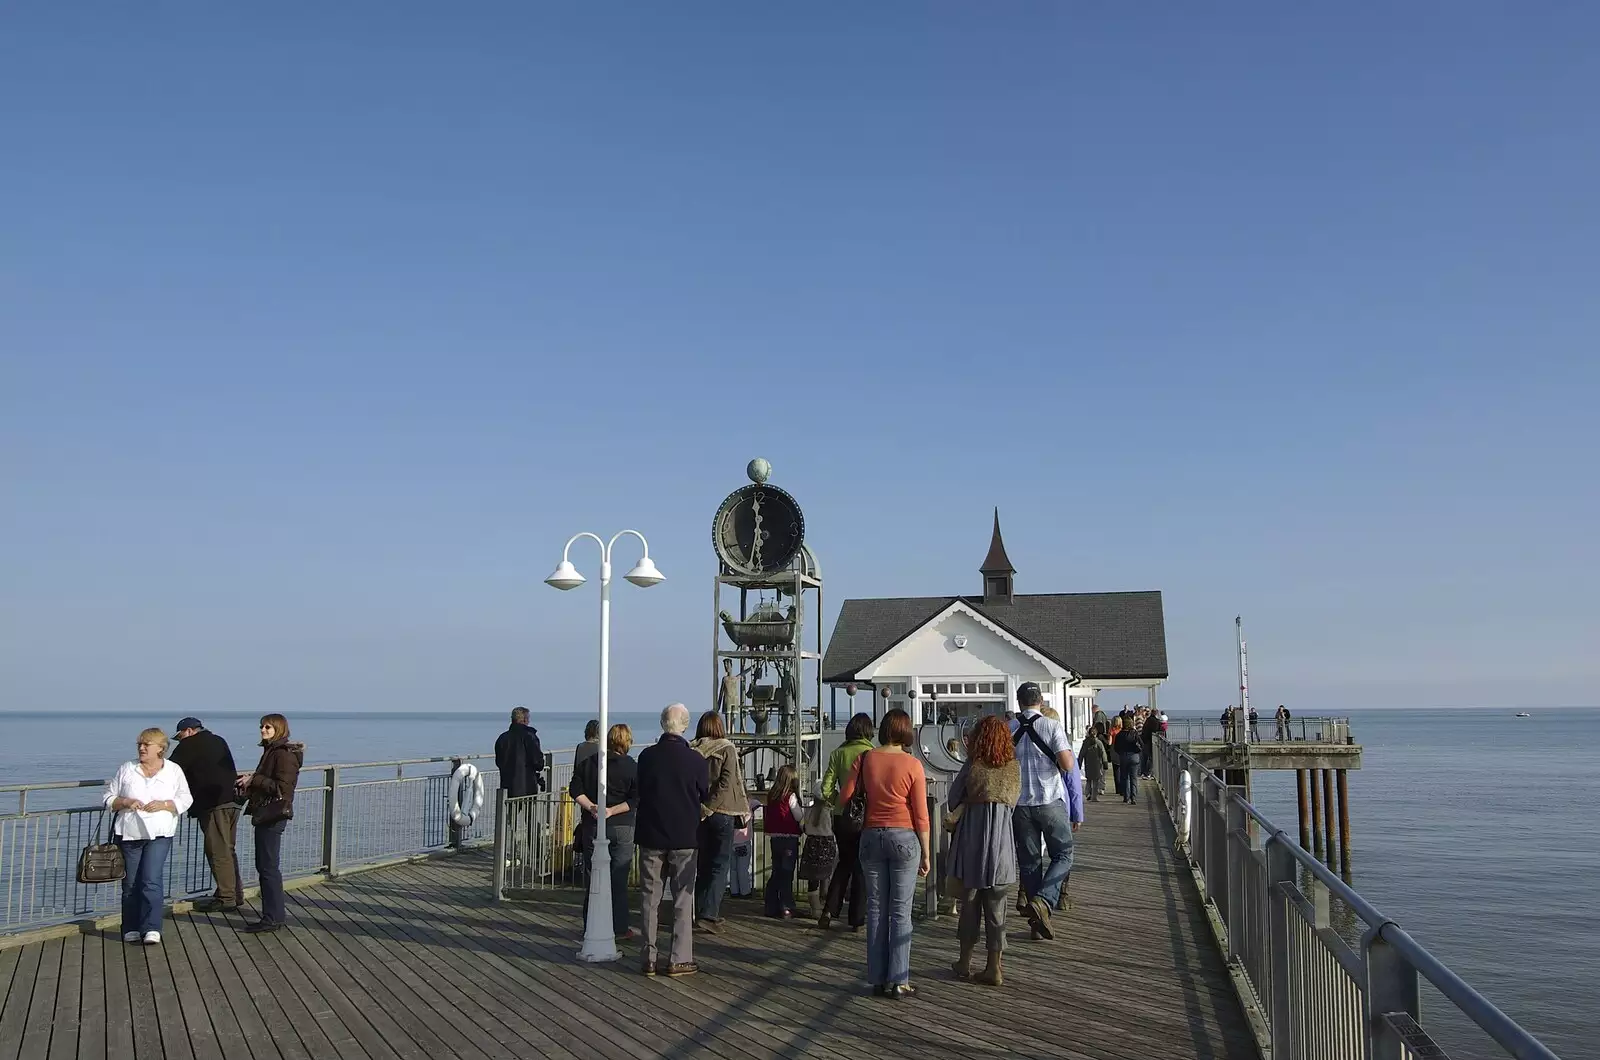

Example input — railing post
[448,756,464,850]
[322,766,340,876]
[1265,833,1295,1058]
[923,793,942,920]
[491,789,507,902]
[1226,795,1248,962]
[1366,927,1420,1060]
[1207,784,1228,915]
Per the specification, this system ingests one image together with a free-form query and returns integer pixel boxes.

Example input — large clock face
[712,484,805,576]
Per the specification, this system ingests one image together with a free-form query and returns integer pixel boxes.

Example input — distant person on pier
[838,708,930,999]
[495,708,545,798]
[575,719,601,767]
[1140,710,1163,779]
[1275,704,1291,741]
[570,722,640,941]
[1078,726,1109,802]
[635,704,709,976]
[1107,718,1125,795]
[818,712,875,932]
[102,727,194,944]
[691,711,750,933]
[1248,706,1261,741]
[946,715,1020,987]
[1112,721,1143,804]
[1007,683,1074,943]
[169,717,242,912]
[237,714,303,933]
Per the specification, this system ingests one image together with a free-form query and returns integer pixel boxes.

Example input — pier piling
[1321,768,1336,865]
[1336,768,1351,873]
[1309,767,1324,855]
[1296,769,1311,849]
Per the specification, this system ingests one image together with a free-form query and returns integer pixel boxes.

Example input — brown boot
[950,941,975,980]
[974,952,1003,986]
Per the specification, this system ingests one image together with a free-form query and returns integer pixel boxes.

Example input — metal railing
[1162,715,1353,746]
[0,752,570,935]
[1153,737,1560,1060]
[491,789,777,898]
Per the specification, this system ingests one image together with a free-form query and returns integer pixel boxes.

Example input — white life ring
[449,763,485,828]
[1177,770,1193,849]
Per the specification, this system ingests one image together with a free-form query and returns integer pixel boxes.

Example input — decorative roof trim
[854,599,1074,681]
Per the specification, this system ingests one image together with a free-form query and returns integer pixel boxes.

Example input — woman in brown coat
[237,713,303,933]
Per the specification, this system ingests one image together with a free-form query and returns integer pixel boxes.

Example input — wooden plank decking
[0,781,1256,1060]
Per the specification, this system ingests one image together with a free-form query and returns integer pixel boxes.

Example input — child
[1079,726,1110,801]
[763,765,802,918]
[798,798,838,918]
[730,794,759,898]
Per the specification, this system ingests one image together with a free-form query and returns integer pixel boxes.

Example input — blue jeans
[118,836,172,935]
[254,820,288,925]
[695,813,735,921]
[1012,802,1075,907]
[859,827,919,986]
[765,836,799,915]
[1119,754,1140,801]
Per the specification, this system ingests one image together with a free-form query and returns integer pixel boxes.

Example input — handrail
[0,750,574,936]
[1154,735,1560,1060]
[0,753,501,794]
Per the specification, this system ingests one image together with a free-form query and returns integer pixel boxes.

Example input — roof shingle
[821,591,1168,684]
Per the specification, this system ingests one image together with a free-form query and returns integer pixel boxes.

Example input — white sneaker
[142,931,161,945]
[123,931,141,943]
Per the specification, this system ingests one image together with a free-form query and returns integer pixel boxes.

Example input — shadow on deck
[0,781,1255,1060]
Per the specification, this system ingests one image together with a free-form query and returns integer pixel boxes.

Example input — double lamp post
[544,530,663,963]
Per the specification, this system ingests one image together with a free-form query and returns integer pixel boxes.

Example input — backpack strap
[1011,713,1058,764]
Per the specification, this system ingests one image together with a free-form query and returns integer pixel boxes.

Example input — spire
[980,508,1015,574]
[980,508,1015,604]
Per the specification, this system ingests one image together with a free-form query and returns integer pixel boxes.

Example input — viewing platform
[0,748,1562,1060]
[1,795,1252,1060]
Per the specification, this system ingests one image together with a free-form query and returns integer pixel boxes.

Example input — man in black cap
[168,717,243,910]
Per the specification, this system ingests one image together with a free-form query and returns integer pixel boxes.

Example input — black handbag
[76,813,125,884]
[840,751,869,831]
[251,798,292,828]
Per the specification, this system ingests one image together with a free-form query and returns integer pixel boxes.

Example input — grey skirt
[945,802,1018,890]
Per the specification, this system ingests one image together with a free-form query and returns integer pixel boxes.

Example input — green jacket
[822,738,874,809]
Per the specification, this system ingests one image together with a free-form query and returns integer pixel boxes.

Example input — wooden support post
[1321,767,1336,865]
[1292,768,1305,851]
[1336,768,1352,873]
[1309,767,1324,855]
[1296,768,1311,849]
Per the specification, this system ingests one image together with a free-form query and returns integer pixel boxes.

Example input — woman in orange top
[838,708,929,1000]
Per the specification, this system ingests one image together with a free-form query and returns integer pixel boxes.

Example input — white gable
[856,604,1068,681]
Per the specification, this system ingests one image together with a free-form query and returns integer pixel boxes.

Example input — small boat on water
[1515,711,1532,718]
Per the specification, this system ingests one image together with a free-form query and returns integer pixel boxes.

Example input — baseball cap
[1015,682,1042,707]
[175,716,204,733]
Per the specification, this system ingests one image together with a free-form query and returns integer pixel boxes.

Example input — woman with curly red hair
[945,714,1021,986]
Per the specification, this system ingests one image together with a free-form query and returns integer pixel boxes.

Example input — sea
[2,705,1594,1057]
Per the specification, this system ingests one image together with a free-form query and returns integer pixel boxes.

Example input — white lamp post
[545,529,664,963]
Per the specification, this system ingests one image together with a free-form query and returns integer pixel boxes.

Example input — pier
[1,751,1563,1060]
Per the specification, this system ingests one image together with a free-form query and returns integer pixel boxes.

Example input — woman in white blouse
[101,727,193,944]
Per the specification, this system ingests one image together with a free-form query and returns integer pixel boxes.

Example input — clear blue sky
[4,4,1595,718]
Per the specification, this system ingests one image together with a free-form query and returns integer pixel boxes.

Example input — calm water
[2,705,1593,1056]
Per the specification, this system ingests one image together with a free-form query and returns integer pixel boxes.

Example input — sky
[3,4,1596,720]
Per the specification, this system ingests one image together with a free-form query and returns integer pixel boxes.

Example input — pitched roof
[979,508,1015,574]
[821,591,1168,684]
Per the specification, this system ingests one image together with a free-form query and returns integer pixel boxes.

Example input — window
[921,683,934,695]
[964,682,977,694]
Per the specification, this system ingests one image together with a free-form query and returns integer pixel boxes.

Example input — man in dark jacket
[495,708,545,797]
[169,717,242,911]
[635,703,710,977]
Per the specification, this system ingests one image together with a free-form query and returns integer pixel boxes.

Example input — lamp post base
[575,848,622,963]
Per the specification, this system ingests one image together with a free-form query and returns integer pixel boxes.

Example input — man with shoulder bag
[1007,684,1076,941]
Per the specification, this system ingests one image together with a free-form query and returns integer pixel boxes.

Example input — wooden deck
[0,781,1256,1060]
